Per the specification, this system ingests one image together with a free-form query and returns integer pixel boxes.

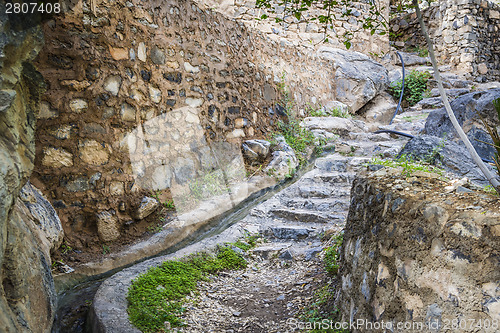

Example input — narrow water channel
[51,161,316,332]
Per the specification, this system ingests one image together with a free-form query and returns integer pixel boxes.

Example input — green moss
[324,233,343,276]
[127,237,258,332]
[127,245,250,332]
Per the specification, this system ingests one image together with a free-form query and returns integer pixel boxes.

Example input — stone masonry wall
[35,0,383,245]
[391,0,500,82]
[208,0,390,57]
[336,168,500,332]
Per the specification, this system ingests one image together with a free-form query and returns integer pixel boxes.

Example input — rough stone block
[96,211,120,242]
[42,147,73,167]
[134,196,159,220]
[79,139,110,165]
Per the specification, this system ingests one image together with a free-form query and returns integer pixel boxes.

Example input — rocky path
[174,121,417,332]
[93,61,495,332]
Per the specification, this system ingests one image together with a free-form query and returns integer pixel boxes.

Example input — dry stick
[412,0,500,193]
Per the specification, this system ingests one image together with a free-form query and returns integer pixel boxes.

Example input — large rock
[134,196,159,220]
[96,211,120,242]
[318,47,389,112]
[0,10,57,332]
[398,135,497,185]
[424,88,500,161]
[359,92,397,125]
[263,136,298,179]
[242,139,270,164]
[301,116,368,138]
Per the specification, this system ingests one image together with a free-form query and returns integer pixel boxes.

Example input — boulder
[301,116,368,138]
[424,88,500,161]
[318,47,389,112]
[0,10,57,332]
[135,196,159,220]
[398,135,497,185]
[19,182,64,251]
[322,100,349,115]
[360,92,397,125]
[264,136,298,179]
[242,139,270,164]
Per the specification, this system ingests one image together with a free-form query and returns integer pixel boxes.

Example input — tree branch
[412,0,500,193]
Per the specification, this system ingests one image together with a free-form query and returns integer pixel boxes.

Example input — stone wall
[0,6,60,333]
[391,0,500,82]
[336,168,500,332]
[32,0,388,245]
[207,0,390,56]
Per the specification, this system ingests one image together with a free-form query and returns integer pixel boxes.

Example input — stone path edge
[88,213,249,333]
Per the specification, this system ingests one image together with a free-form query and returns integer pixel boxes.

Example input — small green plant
[368,155,445,178]
[270,72,324,166]
[152,191,176,211]
[102,244,110,255]
[424,138,446,164]
[272,114,317,165]
[483,185,497,194]
[324,233,343,276]
[299,284,348,333]
[60,242,73,255]
[389,70,432,106]
[147,223,163,234]
[51,260,65,269]
[127,245,248,332]
[306,103,350,118]
[164,199,175,210]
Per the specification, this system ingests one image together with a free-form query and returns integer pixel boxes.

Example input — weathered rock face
[317,47,389,112]
[399,135,497,185]
[19,182,64,251]
[336,170,500,332]
[424,88,500,162]
[0,7,58,332]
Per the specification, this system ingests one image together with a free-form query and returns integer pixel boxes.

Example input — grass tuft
[127,241,254,332]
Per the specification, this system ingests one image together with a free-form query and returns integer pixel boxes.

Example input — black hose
[389,52,405,125]
[374,129,414,138]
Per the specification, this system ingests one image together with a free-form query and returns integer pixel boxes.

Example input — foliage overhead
[255,0,418,48]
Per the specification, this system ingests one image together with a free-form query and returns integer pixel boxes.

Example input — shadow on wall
[122,106,248,215]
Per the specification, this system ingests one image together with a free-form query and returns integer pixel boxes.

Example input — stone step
[314,156,370,173]
[250,241,325,261]
[310,172,355,184]
[296,185,333,198]
[268,225,317,240]
[269,207,345,224]
[279,197,350,212]
[429,88,469,99]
